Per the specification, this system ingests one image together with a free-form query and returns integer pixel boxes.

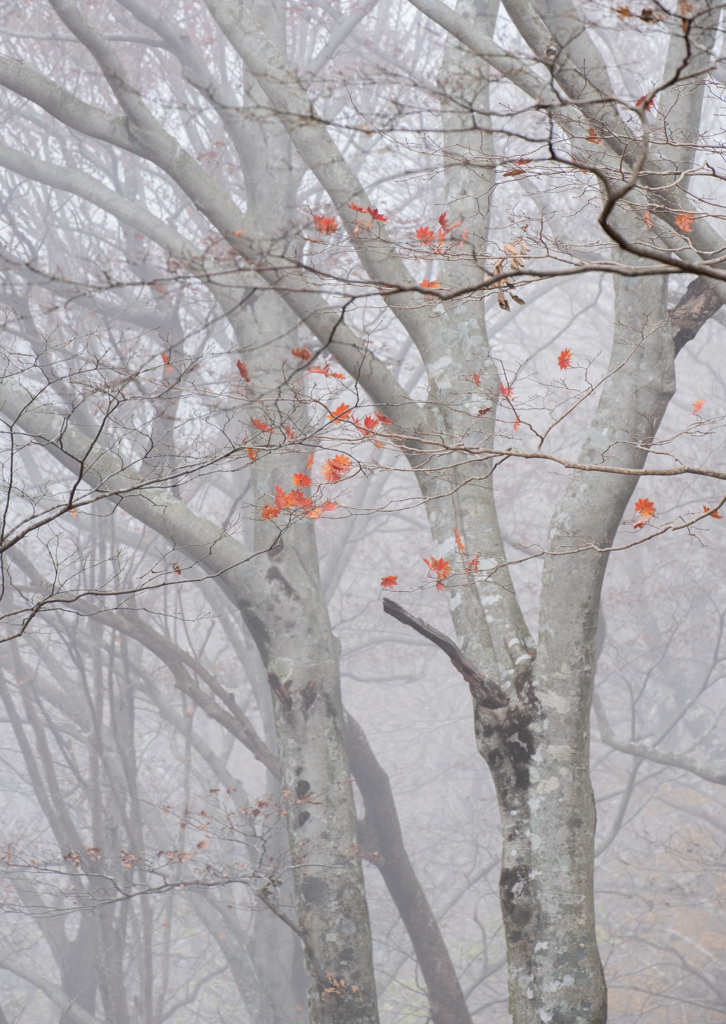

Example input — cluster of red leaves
[633,497,656,529]
[414,211,463,247]
[420,279,440,289]
[691,398,706,415]
[260,473,338,522]
[312,213,338,235]
[558,348,573,370]
[321,454,352,483]
[423,555,451,591]
[349,202,386,222]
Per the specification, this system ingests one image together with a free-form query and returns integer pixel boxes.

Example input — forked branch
[382,598,509,709]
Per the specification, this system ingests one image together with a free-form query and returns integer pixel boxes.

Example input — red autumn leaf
[376,412,394,425]
[292,473,311,488]
[380,575,398,589]
[306,500,338,519]
[635,94,654,111]
[361,414,379,432]
[675,211,694,233]
[420,279,440,289]
[327,403,352,422]
[587,126,602,145]
[503,167,526,177]
[415,225,435,244]
[643,209,653,227]
[321,454,352,482]
[161,352,171,365]
[558,348,572,369]
[423,556,451,580]
[513,418,521,431]
[349,202,367,213]
[285,425,295,440]
[312,213,338,234]
[465,555,480,574]
[236,359,250,382]
[691,398,705,415]
[500,383,513,399]
[247,447,258,461]
[251,418,272,432]
[292,346,312,360]
[367,206,386,222]
[308,366,345,379]
[306,452,314,470]
[173,564,182,575]
[703,504,723,519]
[438,212,450,233]
[454,527,465,553]
[634,497,656,521]
[261,504,280,520]
[473,372,481,387]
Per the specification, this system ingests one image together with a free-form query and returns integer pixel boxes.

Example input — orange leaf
[251,418,272,432]
[306,500,338,519]
[558,348,572,369]
[313,213,338,235]
[473,372,481,387]
[349,202,367,213]
[513,418,521,431]
[321,454,352,482]
[173,564,182,575]
[415,226,435,244]
[643,209,653,227]
[236,359,250,382]
[376,412,394,425]
[586,126,602,145]
[261,504,280,520]
[500,383,513,399]
[247,448,258,461]
[634,497,656,520]
[292,346,312,360]
[161,352,170,365]
[423,556,451,581]
[691,398,706,415]
[421,279,440,289]
[454,527,465,553]
[380,575,397,589]
[503,167,526,177]
[675,212,694,233]
[327,403,351,422]
[293,473,311,488]
[703,504,723,519]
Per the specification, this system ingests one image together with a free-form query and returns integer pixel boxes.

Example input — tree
[1,2,726,1023]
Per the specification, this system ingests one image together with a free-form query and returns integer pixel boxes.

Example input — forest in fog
[0,1,726,1022]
